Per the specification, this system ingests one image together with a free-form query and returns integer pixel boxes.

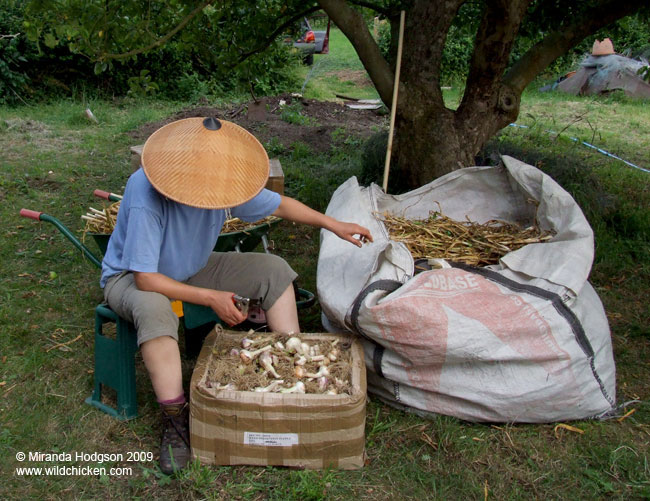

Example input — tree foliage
[19,0,649,185]
[317,0,647,186]
[24,0,317,69]
[9,0,316,102]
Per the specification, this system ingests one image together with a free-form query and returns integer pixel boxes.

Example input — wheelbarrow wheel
[294,282,316,310]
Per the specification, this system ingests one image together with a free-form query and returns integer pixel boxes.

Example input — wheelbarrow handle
[19,208,103,269]
[93,190,122,202]
[20,208,43,221]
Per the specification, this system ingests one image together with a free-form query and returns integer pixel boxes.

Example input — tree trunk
[392,90,514,187]
[321,0,646,189]
[390,0,528,186]
[392,106,473,188]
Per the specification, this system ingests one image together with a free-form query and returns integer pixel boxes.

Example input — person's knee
[133,293,180,345]
[140,334,179,353]
[261,253,294,279]
[254,255,297,309]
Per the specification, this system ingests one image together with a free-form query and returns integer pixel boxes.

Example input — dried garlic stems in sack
[381,211,554,267]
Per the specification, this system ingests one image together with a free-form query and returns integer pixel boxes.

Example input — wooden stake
[382,10,406,194]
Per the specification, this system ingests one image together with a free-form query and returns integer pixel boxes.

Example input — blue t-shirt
[100,168,281,288]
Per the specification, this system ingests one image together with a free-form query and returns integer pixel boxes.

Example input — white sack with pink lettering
[317,156,616,422]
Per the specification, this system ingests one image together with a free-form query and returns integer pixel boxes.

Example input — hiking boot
[159,402,190,475]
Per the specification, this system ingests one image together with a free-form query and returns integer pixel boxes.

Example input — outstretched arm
[272,195,373,247]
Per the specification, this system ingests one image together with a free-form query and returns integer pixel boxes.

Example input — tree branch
[100,0,215,60]
[457,0,530,119]
[347,0,394,17]
[236,5,321,62]
[398,1,464,92]
[318,0,394,104]
[504,0,647,94]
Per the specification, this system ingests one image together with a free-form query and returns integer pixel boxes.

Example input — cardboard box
[190,328,367,469]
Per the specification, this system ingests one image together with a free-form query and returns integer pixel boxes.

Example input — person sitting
[99,117,373,474]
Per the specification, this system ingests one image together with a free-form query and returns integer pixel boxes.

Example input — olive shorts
[103,252,298,346]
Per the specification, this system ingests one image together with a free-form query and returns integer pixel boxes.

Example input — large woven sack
[317,156,616,422]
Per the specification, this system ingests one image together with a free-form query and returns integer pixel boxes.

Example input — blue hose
[507,123,649,174]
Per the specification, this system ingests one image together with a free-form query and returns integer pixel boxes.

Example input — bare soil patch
[127,94,387,153]
[331,69,374,87]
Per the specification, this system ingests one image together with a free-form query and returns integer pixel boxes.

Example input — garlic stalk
[306,366,330,379]
[240,345,272,364]
[280,381,306,394]
[214,382,236,390]
[254,380,285,392]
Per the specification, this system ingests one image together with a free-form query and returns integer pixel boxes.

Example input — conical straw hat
[592,38,615,56]
[141,117,270,209]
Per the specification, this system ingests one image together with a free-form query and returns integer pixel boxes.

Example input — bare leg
[140,336,184,401]
[265,283,300,334]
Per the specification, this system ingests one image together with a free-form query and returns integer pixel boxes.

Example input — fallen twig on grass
[46,334,82,352]
[3,383,19,396]
[554,423,584,438]
[617,408,637,422]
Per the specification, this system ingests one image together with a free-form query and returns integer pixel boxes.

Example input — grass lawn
[1,28,649,500]
[295,28,381,102]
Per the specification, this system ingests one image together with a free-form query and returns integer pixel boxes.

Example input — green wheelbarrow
[19,192,316,314]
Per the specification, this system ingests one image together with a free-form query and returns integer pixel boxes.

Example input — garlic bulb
[294,366,306,378]
[285,337,303,354]
[259,351,281,378]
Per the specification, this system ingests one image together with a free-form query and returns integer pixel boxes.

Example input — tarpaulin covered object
[554,54,650,99]
[317,156,616,422]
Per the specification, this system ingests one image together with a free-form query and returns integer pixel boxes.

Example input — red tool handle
[93,189,111,200]
[20,208,43,220]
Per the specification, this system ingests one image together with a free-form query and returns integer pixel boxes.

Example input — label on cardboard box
[244,432,299,447]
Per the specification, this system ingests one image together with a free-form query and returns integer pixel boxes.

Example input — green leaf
[43,33,57,48]
[93,61,108,75]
